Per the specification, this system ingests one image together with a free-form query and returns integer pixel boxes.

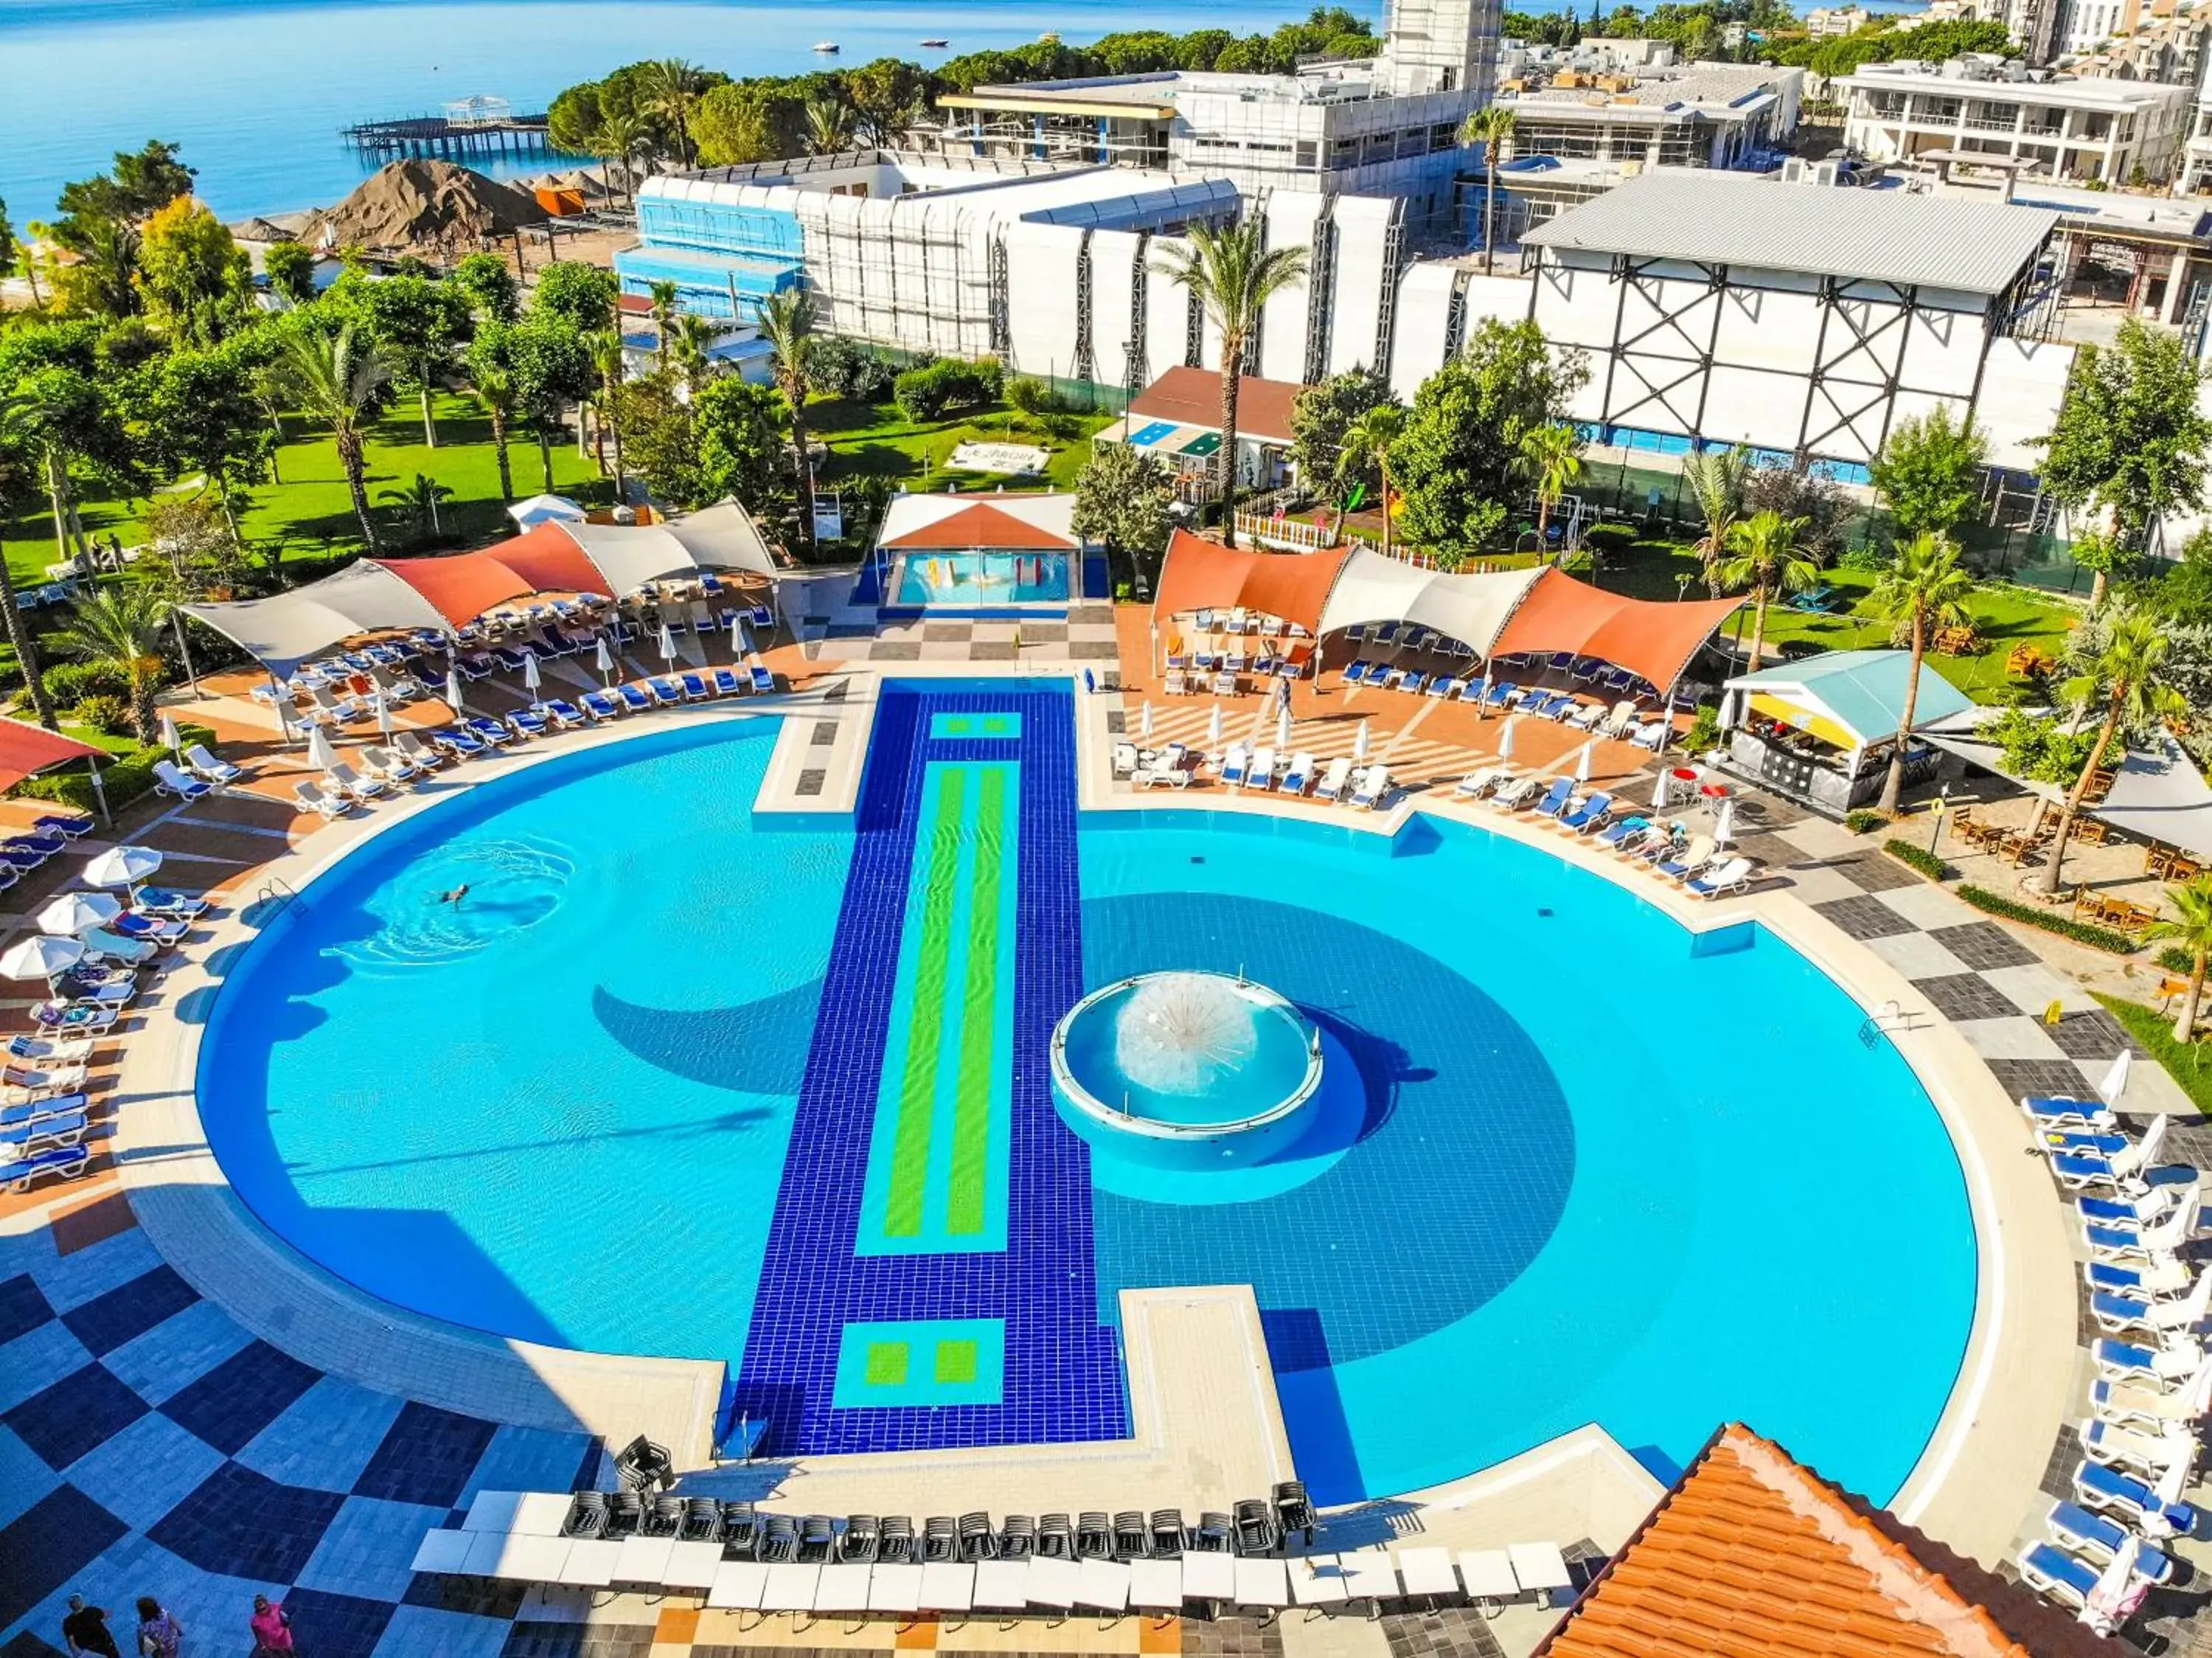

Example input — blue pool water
[199,690,1975,1504]
[894,552,1071,607]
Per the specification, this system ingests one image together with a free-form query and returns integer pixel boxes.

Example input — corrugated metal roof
[1522,170,2059,294]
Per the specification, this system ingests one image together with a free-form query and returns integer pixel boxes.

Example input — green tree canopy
[2037,316,2212,547]
[359,272,473,445]
[452,252,521,325]
[529,261,619,336]
[51,139,195,252]
[262,240,317,305]
[144,342,272,545]
[1868,404,1986,541]
[1288,367,1397,503]
[1392,319,1587,566]
[135,196,252,346]
[1072,440,1176,589]
[695,376,787,511]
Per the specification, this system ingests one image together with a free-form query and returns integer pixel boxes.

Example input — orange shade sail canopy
[0,716,103,794]
[1150,530,1349,633]
[1490,567,1742,696]
[372,523,608,627]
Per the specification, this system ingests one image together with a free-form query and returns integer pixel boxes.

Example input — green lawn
[2096,993,2212,1117]
[1596,538,2079,704]
[812,398,1115,495]
[1,392,614,591]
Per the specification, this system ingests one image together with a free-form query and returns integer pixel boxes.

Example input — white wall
[1004,220,1086,381]
[1089,229,1144,391]
[1258,192,1327,383]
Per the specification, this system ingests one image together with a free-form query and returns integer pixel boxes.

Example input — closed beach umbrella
[1714,797,1735,847]
[372,685,394,740]
[306,725,341,774]
[1355,718,1371,761]
[1276,704,1292,751]
[1574,740,1595,783]
[445,668,465,715]
[1495,716,1516,763]
[594,635,615,687]
[521,651,542,702]
[159,710,181,758]
[2102,1048,2132,1104]
[38,891,119,937]
[1207,705,1223,745]
[0,933,84,996]
[1651,766,1669,813]
[83,844,162,896]
[731,616,748,660]
[1140,701,1154,740]
[2085,1536,2140,1633]
[658,622,677,662]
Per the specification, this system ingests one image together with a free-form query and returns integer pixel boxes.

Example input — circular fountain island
[1051,971,1333,1170]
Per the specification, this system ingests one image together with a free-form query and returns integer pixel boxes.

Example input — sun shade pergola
[181,506,782,676]
[1152,531,1742,693]
[0,717,105,793]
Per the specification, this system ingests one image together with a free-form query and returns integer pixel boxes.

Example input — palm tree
[466,355,518,502]
[641,59,705,167]
[2146,876,2212,1044]
[2038,611,2185,895]
[1457,105,1517,277]
[1868,532,1975,815]
[1683,445,1750,597]
[282,325,392,552]
[591,108,653,206]
[669,313,715,397]
[55,586,173,744]
[586,330,628,499]
[1521,423,1582,558]
[1337,403,1405,558]
[0,393,60,729]
[647,280,681,375]
[804,96,858,156]
[1718,510,1815,674]
[1151,219,1310,549]
[379,473,452,546]
[758,288,819,557]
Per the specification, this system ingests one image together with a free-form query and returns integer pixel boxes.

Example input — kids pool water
[198,698,1975,1504]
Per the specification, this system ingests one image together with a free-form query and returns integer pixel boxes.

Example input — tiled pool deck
[0,614,2191,1658]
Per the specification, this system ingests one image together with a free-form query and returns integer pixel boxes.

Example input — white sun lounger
[293,780,351,820]
[1455,1549,1520,1616]
[184,743,243,785]
[327,761,389,801]
[1314,755,1354,802]
[1352,764,1391,810]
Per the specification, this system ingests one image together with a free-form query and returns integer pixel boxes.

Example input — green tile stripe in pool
[832,1319,1006,1409]
[855,760,1016,1255]
[930,712,1023,739]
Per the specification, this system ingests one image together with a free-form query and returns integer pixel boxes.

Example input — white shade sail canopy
[661,499,785,580]
[507,493,586,529]
[1315,552,1545,652]
[182,561,452,679]
[2098,735,2212,863]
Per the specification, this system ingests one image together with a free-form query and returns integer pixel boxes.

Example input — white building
[1491,58,1804,171]
[1807,6,1874,35]
[1841,56,2191,181]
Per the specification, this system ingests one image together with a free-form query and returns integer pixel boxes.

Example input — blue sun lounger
[541,698,590,728]
[466,717,516,747]
[0,844,44,871]
[4,1142,88,1193]
[582,690,623,721]
[680,672,712,701]
[35,814,93,840]
[616,683,653,713]
[647,677,685,706]
[2023,1094,2118,1131]
[431,727,486,759]
[1561,791,1613,833]
[491,645,532,673]
[1526,777,1573,818]
[12,830,66,857]
[2048,1501,2175,1580]
[713,667,744,697]
[748,663,774,693]
[2080,1193,2166,1227]
[0,1092,88,1131]
[509,707,551,737]
[2042,1125,2128,1156]
[1342,659,1377,684]
[2092,1336,2186,1381]
[2016,1541,2101,1608]
[1595,815,1650,850]
[0,1107,88,1152]
[1482,680,1520,710]
[2075,1458,2197,1534]
[111,913,187,945]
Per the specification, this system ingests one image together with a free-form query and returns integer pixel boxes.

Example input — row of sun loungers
[2015,1092,2206,1634]
[1116,744,1392,809]
[1337,670,1672,749]
[1447,771,1756,898]
[417,1488,1576,1621]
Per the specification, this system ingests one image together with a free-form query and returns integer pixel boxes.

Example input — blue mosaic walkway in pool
[731,681,1127,1455]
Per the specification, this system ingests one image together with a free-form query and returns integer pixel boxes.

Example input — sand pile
[305,159,545,255]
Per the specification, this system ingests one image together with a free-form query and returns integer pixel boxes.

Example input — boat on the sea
[813,39,839,52]
[919,37,950,46]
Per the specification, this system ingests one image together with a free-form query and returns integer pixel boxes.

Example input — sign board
[811,494,844,541]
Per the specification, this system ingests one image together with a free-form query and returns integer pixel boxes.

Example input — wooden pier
[341,113,557,162]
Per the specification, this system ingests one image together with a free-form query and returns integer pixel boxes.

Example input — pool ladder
[253,873,307,917]
[1857,1000,1921,1050]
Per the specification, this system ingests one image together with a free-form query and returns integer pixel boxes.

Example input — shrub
[1882,838,1950,880]
[1005,375,1053,420]
[810,335,900,403]
[1843,808,1888,835]
[42,662,127,707]
[73,694,130,736]
[2160,945,2197,976]
[1956,884,2139,954]
[891,355,1001,423]
[1683,704,1722,755]
[1582,522,1637,565]
[1837,541,1890,572]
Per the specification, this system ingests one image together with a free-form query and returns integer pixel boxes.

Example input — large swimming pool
[199,681,1975,1505]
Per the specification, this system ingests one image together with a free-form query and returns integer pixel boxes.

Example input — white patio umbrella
[2129,1112,2171,1179]
[1276,704,1292,751]
[372,684,394,741]
[657,622,678,664]
[305,725,341,774]
[1651,766,1670,813]
[83,844,162,897]
[445,668,465,714]
[0,933,85,997]
[2102,1048,2133,1104]
[2084,1535,2140,1634]
[159,710,182,758]
[1139,701,1154,740]
[1206,705,1222,745]
[38,891,119,937]
[1714,797,1736,847]
[521,651,543,704]
[1354,718,1371,761]
[594,635,615,688]
[730,616,747,661]
[1495,716,1517,763]
[1573,740,1595,783]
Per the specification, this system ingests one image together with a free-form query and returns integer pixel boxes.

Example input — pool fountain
[1050,971,1326,1166]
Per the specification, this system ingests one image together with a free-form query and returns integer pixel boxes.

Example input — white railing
[1235,510,1336,551]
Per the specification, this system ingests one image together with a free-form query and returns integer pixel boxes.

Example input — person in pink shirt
[248,1596,293,1655]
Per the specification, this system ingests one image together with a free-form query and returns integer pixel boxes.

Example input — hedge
[1882,839,1950,881]
[1957,883,2139,954]
[1843,809,1889,835]
[8,724,215,818]
[2161,946,2197,977]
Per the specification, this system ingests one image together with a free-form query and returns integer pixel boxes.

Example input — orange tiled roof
[1535,1425,2129,1658]
[880,502,1077,551]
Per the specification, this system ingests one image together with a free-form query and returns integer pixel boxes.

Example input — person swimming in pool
[437,884,470,908]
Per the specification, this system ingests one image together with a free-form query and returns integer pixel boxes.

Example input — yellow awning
[1749,692,1858,752]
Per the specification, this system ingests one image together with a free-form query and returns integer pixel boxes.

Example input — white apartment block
[1807,7,1874,35]
[1492,57,1803,170]
[1841,56,2190,181]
